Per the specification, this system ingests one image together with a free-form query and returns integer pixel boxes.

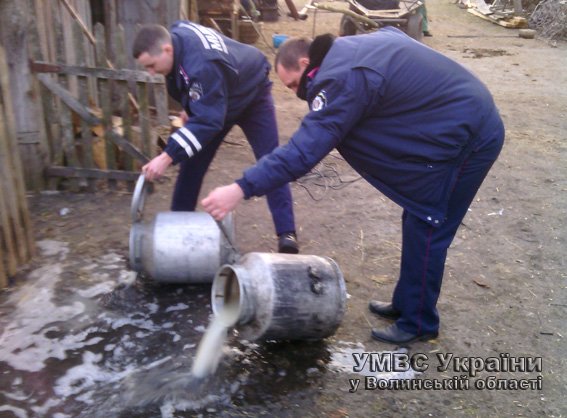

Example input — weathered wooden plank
[43,0,57,62]
[0,95,26,269]
[104,0,118,63]
[154,83,170,126]
[60,0,79,97]
[0,241,7,288]
[232,0,240,41]
[25,0,51,190]
[56,0,140,110]
[46,166,141,181]
[115,25,135,178]
[38,73,99,124]
[74,17,95,192]
[38,90,58,160]
[48,0,66,190]
[106,130,150,164]
[137,81,152,159]
[467,8,528,28]
[36,73,150,163]
[33,0,51,62]
[0,45,34,261]
[188,0,200,22]
[30,61,165,84]
[95,23,117,189]
[0,142,20,276]
[0,0,45,190]
[59,0,96,44]
[60,104,80,191]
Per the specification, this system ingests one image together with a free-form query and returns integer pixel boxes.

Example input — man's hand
[201,183,245,221]
[180,110,189,124]
[142,152,173,181]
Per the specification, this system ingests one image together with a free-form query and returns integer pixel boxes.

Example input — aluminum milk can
[129,175,237,283]
[211,252,347,341]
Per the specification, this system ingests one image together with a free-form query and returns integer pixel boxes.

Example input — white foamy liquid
[190,306,239,379]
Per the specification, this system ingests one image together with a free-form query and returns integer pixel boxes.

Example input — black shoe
[423,31,433,37]
[278,232,299,254]
[371,323,438,344]
[368,301,401,320]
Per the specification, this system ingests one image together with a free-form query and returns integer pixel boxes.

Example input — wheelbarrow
[338,0,424,41]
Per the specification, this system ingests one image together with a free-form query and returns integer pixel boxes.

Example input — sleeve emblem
[311,90,327,112]
[189,82,203,102]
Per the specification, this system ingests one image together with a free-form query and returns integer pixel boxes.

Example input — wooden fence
[0,46,35,288]
[31,22,169,190]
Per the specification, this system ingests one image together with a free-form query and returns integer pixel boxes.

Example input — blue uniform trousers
[392,134,504,335]
[171,80,296,236]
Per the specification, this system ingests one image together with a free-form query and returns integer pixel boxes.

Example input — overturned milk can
[211,252,347,341]
[129,175,237,283]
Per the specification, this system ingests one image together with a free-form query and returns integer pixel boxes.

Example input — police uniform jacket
[236,27,504,226]
[163,21,270,164]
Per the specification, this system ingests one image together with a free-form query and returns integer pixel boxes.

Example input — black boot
[368,300,401,320]
[371,323,438,344]
[278,232,299,254]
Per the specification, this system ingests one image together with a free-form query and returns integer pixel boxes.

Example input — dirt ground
[1,0,566,417]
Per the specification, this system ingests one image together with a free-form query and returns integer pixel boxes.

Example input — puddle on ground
[0,240,421,417]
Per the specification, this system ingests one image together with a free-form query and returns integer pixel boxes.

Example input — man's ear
[299,56,310,69]
[162,43,174,56]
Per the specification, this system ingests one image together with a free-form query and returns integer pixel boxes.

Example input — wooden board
[467,8,528,28]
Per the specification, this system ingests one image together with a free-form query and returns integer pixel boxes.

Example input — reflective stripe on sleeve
[178,127,202,153]
[171,131,194,158]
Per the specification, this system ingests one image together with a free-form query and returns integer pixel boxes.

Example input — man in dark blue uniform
[132,22,298,253]
[201,28,504,344]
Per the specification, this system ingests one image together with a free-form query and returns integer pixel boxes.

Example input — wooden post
[60,0,79,98]
[59,0,139,110]
[115,25,135,184]
[48,0,67,189]
[56,2,80,191]
[74,17,96,192]
[0,108,20,274]
[26,0,52,184]
[154,83,169,127]
[189,0,199,22]
[0,241,7,288]
[104,0,117,63]
[232,0,240,40]
[0,45,35,267]
[35,73,150,164]
[33,0,51,63]
[137,81,152,159]
[0,0,46,190]
[60,104,81,191]
[95,23,118,189]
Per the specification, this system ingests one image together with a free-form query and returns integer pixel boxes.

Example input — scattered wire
[296,155,362,201]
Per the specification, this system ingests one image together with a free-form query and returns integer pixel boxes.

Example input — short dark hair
[274,37,312,70]
[132,24,171,58]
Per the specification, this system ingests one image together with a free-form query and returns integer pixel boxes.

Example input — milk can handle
[131,174,148,222]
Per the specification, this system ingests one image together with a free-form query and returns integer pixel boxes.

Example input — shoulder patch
[311,90,327,112]
[189,82,203,102]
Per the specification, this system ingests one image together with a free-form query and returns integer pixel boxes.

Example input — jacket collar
[296,33,335,100]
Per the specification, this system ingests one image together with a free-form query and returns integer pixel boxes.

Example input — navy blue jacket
[236,28,504,226]
[163,21,270,164]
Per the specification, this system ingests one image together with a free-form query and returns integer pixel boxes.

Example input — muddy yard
[1,0,566,417]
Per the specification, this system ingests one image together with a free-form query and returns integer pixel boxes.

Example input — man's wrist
[235,178,252,200]
[161,152,173,164]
